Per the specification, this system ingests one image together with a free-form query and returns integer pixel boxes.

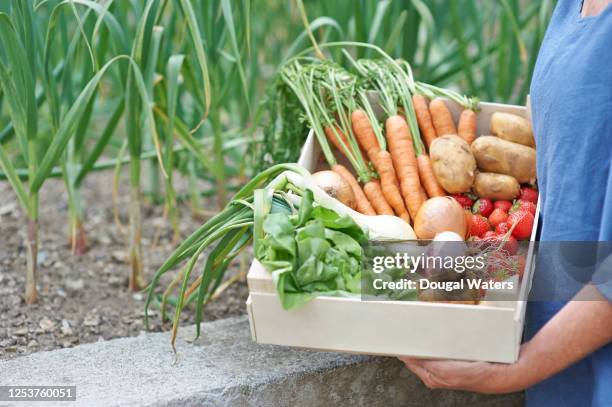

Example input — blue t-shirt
[527,1,612,406]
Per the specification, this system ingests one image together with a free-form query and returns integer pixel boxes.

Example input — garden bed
[0,170,248,360]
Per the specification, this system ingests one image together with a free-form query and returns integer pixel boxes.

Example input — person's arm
[400,284,612,394]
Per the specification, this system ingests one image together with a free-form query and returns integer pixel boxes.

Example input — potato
[472,172,520,200]
[429,135,476,193]
[490,112,535,147]
[471,136,536,183]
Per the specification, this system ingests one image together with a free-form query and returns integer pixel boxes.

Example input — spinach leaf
[257,189,368,310]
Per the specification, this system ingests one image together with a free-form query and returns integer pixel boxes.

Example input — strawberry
[469,215,491,238]
[486,244,521,283]
[486,252,511,280]
[507,210,534,240]
[510,199,537,216]
[495,222,510,235]
[488,233,518,255]
[519,187,539,203]
[464,210,473,238]
[472,198,493,217]
[452,194,473,209]
[511,254,527,279]
[482,230,497,239]
[478,231,497,250]
[499,235,519,255]
[493,200,513,212]
[488,208,509,228]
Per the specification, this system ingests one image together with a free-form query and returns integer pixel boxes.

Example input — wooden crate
[247,100,538,363]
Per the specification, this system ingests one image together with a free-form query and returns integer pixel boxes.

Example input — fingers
[398,357,441,389]
[398,357,500,393]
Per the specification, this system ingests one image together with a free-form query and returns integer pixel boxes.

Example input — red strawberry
[488,234,518,255]
[452,194,473,209]
[499,235,519,255]
[510,200,537,216]
[507,210,534,240]
[478,231,497,250]
[472,198,493,217]
[464,210,473,238]
[512,254,527,279]
[488,208,509,228]
[495,222,510,235]
[469,215,491,238]
[483,230,496,238]
[493,200,513,212]
[519,187,539,203]
[486,252,510,280]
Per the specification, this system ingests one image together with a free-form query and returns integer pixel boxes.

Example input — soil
[0,170,249,360]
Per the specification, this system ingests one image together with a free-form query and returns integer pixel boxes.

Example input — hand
[398,357,520,394]
[400,289,612,394]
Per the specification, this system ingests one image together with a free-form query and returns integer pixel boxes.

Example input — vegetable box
[246,99,539,363]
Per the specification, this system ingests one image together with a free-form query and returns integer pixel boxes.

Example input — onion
[433,231,464,242]
[414,197,467,239]
[283,171,416,240]
[312,170,356,210]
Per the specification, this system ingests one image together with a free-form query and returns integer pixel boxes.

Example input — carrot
[351,109,380,155]
[325,126,367,164]
[412,94,437,148]
[375,150,411,223]
[332,164,375,215]
[385,115,417,167]
[457,109,477,145]
[363,180,394,216]
[429,98,457,136]
[351,110,411,222]
[384,115,423,221]
[416,154,446,197]
[419,184,428,202]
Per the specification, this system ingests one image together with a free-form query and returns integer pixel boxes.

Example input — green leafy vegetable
[257,189,367,310]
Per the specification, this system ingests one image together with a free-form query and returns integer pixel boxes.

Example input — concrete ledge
[0,316,523,406]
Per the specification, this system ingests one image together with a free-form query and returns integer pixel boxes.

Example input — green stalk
[163,53,185,241]
[315,67,372,182]
[62,158,87,255]
[128,156,145,291]
[64,83,96,256]
[25,210,38,304]
[210,110,227,208]
[144,163,306,327]
[122,1,164,292]
[187,157,203,216]
[25,139,38,304]
[279,61,338,169]
[143,25,164,203]
[415,81,479,111]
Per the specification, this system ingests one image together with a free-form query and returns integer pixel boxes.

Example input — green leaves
[220,0,250,114]
[30,56,126,193]
[177,0,211,118]
[0,13,36,152]
[258,188,367,310]
[263,213,297,257]
[0,144,28,210]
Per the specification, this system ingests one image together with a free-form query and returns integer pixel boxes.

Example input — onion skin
[313,170,356,210]
[414,197,467,239]
[433,231,464,242]
[283,171,417,240]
